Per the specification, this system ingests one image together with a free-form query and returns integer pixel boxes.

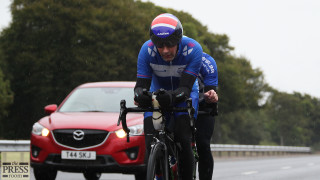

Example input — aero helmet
[150,13,183,48]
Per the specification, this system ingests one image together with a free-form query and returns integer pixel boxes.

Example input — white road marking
[307,163,314,166]
[241,171,258,175]
[281,166,292,170]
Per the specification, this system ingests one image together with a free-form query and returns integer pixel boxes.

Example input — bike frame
[118,98,197,180]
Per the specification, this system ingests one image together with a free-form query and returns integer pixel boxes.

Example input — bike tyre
[146,143,168,180]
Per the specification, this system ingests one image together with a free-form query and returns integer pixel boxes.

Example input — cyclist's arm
[174,39,202,103]
[201,53,218,115]
[203,61,218,103]
[134,41,153,106]
[174,72,197,103]
[135,78,151,91]
[136,40,153,81]
[204,86,218,116]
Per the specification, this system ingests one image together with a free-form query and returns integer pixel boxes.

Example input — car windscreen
[59,87,135,112]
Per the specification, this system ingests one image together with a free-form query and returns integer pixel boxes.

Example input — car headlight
[115,124,143,138]
[32,122,50,136]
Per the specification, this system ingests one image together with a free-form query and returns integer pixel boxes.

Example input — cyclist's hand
[204,89,218,103]
[173,87,188,103]
[134,87,152,107]
[154,89,174,108]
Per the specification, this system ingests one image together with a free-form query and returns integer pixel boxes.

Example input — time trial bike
[117,90,198,180]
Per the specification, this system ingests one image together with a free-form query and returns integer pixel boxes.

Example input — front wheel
[134,172,146,180]
[33,167,57,180]
[146,143,168,180]
[83,171,101,180]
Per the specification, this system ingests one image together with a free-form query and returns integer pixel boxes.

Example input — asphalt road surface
[29,155,320,180]
[212,155,320,180]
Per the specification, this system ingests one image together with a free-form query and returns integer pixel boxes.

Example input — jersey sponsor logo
[202,57,215,74]
[148,46,157,57]
[182,45,193,56]
[177,67,184,74]
[150,63,186,77]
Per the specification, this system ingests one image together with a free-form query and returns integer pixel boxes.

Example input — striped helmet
[150,13,183,48]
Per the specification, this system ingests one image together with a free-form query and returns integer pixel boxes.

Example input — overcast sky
[1,0,320,98]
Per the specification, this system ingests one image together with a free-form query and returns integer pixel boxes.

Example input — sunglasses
[155,41,177,48]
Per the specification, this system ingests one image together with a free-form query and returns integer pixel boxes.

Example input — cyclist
[197,52,219,180]
[134,13,203,180]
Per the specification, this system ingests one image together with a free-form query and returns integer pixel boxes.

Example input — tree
[264,91,313,146]
[0,48,14,138]
[216,109,271,145]
[0,0,150,138]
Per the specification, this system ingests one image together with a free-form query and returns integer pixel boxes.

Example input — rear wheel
[146,143,168,180]
[33,167,57,180]
[83,171,101,180]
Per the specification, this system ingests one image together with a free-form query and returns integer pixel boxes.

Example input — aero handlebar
[117,98,195,142]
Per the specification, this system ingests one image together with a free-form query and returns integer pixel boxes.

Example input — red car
[30,81,146,180]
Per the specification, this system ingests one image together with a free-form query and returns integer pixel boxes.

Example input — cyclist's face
[157,45,178,62]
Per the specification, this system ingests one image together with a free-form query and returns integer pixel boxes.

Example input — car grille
[52,129,109,149]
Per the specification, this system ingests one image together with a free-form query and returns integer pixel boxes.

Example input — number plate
[61,150,96,160]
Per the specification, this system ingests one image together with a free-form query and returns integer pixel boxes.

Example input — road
[29,155,320,180]
[212,155,320,180]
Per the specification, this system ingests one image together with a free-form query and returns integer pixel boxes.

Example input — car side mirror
[44,104,57,115]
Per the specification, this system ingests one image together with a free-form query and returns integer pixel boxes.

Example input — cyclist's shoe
[155,174,163,180]
[170,156,176,165]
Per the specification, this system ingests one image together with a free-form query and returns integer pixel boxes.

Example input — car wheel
[33,167,57,180]
[83,171,101,180]
[134,172,146,180]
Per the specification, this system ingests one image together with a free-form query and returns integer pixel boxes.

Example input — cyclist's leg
[195,113,215,180]
[170,89,198,180]
[190,88,199,180]
[174,113,194,180]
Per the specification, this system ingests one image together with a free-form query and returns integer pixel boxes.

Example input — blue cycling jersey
[137,36,203,92]
[137,36,202,118]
